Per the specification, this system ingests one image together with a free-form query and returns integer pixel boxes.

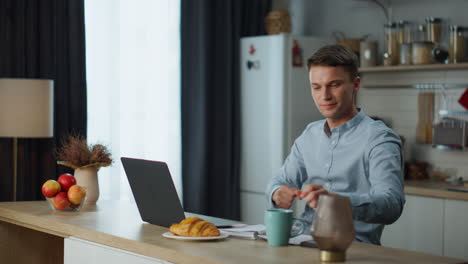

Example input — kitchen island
[0,200,464,264]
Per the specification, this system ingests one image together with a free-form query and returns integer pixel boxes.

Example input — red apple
[57,173,76,192]
[41,180,61,198]
[51,192,70,211]
[67,185,86,205]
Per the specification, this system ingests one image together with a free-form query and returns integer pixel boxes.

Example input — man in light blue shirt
[266,45,405,245]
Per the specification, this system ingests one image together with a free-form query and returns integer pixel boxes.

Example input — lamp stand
[12,137,17,201]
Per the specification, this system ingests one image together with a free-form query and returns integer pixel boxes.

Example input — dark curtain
[181,0,271,220]
[0,0,87,201]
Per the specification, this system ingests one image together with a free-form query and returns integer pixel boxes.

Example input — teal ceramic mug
[264,209,308,246]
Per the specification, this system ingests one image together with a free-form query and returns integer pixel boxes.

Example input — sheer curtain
[85,0,181,201]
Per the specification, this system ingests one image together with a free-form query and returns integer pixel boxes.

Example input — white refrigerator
[240,34,328,224]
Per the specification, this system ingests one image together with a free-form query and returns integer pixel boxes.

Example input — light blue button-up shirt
[266,110,405,245]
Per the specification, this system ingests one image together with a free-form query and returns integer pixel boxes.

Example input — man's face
[309,66,360,125]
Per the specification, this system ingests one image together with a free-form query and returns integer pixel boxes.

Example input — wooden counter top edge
[0,206,221,264]
[1,201,466,264]
[405,185,468,201]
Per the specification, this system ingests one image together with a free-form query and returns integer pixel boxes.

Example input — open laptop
[121,157,185,227]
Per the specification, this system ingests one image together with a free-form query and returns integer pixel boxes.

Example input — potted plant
[55,135,112,204]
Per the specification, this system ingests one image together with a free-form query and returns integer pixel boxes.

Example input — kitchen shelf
[439,110,468,116]
[359,63,468,73]
[363,83,468,89]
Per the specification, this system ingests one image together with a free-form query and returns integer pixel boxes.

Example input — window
[85,0,181,201]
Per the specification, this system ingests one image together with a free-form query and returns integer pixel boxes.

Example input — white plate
[162,231,229,241]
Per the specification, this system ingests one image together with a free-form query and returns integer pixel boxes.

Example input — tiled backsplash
[358,69,468,181]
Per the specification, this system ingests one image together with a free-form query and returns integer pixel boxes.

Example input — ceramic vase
[311,194,355,262]
[74,166,100,205]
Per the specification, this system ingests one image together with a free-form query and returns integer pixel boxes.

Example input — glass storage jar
[360,41,378,67]
[400,43,412,65]
[384,22,400,65]
[426,17,443,44]
[449,25,466,63]
[398,20,412,44]
[414,24,427,42]
[412,41,435,64]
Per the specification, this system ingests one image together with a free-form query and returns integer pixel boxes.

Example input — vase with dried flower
[55,135,112,205]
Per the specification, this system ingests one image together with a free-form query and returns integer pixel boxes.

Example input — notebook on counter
[121,157,185,227]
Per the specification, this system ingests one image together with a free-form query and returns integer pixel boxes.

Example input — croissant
[169,216,220,237]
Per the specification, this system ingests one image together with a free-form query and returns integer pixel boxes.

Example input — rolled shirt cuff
[267,185,282,209]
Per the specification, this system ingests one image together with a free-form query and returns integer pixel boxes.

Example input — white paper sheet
[220,224,315,246]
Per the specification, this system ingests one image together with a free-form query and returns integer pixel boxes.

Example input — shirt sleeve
[265,139,309,209]
[337,128,405,225]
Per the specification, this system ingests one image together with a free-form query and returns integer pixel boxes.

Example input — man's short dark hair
[307,44,359,80]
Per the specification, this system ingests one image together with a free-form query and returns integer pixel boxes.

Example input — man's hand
[272,185,300,209]
[298,184,331,209]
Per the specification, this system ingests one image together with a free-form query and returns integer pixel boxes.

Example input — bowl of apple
[42,173,87,212]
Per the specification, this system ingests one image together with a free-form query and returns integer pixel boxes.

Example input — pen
[216,224,246,229]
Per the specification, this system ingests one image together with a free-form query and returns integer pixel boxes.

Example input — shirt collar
[323,109,365,136]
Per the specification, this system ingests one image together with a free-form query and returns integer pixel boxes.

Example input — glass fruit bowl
[45,192,87,212]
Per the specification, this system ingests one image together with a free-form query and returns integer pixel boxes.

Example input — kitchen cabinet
[64,237,166,264]
[444,199,468,260]
[382,194,468,260]
[381,194,444,256]
[0,220,63,264]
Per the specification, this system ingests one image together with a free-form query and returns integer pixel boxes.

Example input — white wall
[279,0,468,54]
[359,86,468,181]
[358,68,468,181]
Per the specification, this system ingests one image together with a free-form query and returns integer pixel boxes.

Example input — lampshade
[0,78,54,138]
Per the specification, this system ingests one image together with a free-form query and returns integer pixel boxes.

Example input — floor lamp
[0,78,54,201]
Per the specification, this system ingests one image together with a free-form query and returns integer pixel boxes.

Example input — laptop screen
[121,157,185,227]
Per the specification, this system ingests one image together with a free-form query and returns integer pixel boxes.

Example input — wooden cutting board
[416,92,434,144]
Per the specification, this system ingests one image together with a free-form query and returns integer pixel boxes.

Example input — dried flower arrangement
[55,134,113,170]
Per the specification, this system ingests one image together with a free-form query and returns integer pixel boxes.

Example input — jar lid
[398,20,411,26]
[426,17,442,24]
[412,41,434,47]
[384,22,398,28]
[450,25,468,32]
[450,25,460,31]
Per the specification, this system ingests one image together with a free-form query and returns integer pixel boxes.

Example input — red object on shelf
[292,40,303,67]
[458,88,468,110]
[249,44,256,55]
